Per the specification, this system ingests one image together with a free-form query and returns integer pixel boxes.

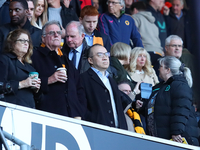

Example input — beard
[11,16,26,26]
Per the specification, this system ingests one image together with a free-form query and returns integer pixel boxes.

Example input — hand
[74,116,81,120]
[63,0,70,8]
[136,100,143,109]
[172,135,183,143]
[163,6,170,16]
[48,70,68,84]
[33,78,41,93]
[19,75,40,89]
[133,81,142,95]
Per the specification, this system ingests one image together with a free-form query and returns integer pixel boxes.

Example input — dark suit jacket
[0,52,36,108]
[31,46,87,118]
[62,39,90,74]
[80,68,127,130]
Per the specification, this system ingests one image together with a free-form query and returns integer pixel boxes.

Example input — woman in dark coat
[145,56,199,146]
[0,29,41,108]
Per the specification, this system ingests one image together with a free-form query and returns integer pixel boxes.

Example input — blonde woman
[110,42,135,89]
[31,0,48,29]
[127,47,159,86]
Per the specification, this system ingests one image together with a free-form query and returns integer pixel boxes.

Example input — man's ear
[164,46,168,54]
[81,33,85,40]
[41,35,45,44]
[88,57,93,65]
[120,5,123,11]
[79,17,83,24]
[25,9,29,17]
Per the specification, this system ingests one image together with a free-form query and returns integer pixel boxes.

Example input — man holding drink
[31,20,87,119]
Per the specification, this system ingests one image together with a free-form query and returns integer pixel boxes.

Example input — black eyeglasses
[90,52,110,58]
[43,31,62,36]
[106,1,121,5]
[16,39,29,44]
[167,44,183,48]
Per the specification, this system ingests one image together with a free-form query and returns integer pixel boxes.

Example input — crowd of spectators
[0,0,199,147]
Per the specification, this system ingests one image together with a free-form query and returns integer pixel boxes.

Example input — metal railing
[0,127,30,150]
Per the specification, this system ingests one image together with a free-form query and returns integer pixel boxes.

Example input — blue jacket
[98,12,143,48]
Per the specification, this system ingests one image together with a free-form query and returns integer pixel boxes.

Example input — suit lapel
[6,52,32,73]
[88,68,107,89]
[16,60,32,73]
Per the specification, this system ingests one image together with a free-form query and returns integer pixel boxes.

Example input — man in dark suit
[63,21,90,73]
[31,20,86,119]
[79,5,111,52]
[80,44,127,129]
[0,0,41,52]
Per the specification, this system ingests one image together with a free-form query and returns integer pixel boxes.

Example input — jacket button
[107,100,110,103]
[108,110,111,113]
[105,89,107,92]
[110,121,113,124]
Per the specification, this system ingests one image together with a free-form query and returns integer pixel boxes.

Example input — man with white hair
[32,20,87,119]
[98,0,143,48]
[164,35,198,103]
[166,0,190,50]
[63,21,90,73]
[164,35,183,59]
[164,35,195,77]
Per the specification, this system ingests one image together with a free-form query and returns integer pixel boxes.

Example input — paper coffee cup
[57,67,67,74]
[29,72,39,79]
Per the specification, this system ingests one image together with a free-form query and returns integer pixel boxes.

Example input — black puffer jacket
[148,75,199,146]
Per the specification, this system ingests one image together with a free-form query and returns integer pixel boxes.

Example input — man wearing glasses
[31,20,87,120]
[80,44,127,130]
[98,0,143,48]
[165,35,183,59]
[164,35,198,106]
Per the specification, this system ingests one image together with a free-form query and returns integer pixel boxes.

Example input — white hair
[159,56,193,87]
[165,35,183,46]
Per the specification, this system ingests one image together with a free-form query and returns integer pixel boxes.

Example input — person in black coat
[80,44,127,130]
[0,29,41,108]
[0,0,42,52]
[142,56,199,146]
[31,20,87,119]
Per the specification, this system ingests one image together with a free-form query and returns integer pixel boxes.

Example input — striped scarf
[127,108,146,134]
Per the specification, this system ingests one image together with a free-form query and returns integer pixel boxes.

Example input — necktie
[72,49,77,67]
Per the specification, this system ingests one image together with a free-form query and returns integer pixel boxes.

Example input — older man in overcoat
[31,20,86,119]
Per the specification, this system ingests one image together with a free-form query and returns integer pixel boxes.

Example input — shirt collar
[176,11,183,20]
[91,67,109,78]
[84,32,94,37]
[71,43,83,53]
[135,69,144,74]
